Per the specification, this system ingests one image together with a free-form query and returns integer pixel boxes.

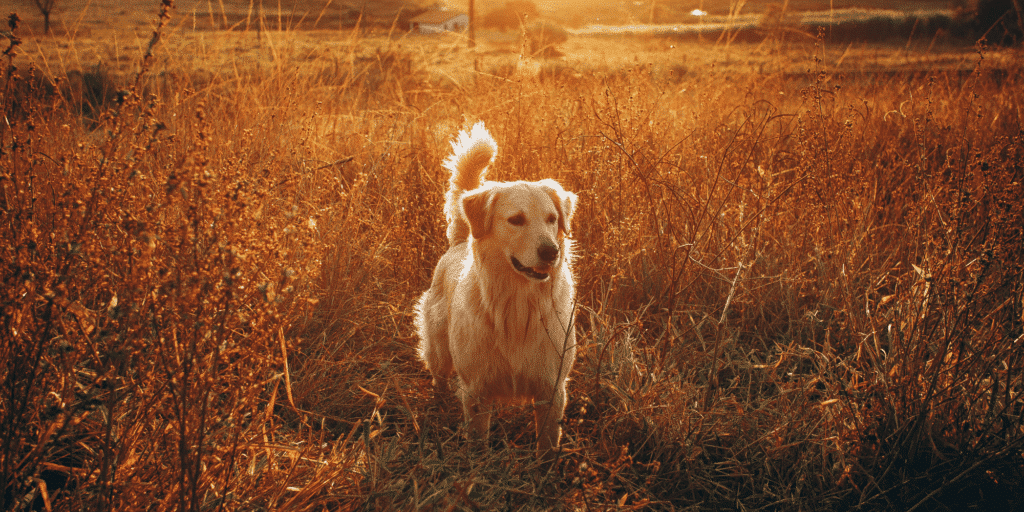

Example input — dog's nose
[538,242,559,263]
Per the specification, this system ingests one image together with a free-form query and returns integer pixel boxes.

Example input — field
[3,0,1024,509]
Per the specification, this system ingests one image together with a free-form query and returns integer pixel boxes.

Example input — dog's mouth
[511,257,550,281]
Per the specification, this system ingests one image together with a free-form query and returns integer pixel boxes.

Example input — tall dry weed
[0,4,338,509]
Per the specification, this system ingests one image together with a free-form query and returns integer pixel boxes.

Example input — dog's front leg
[534,384,566,459]
[459,387,492,442]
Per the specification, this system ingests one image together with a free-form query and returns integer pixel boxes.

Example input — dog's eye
[546,214,557,224]
[508,214,526,226]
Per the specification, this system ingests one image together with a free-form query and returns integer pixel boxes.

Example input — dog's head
[461,179,577,282]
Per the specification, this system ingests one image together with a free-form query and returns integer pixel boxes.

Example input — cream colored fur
[415,122,578,458]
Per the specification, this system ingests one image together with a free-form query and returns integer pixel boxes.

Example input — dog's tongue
[512,257,550,280]
[524,268,548,280]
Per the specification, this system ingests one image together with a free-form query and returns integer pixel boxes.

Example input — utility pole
[468,0,476,48]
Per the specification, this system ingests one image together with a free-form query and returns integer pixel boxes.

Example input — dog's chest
[491,292,568,359]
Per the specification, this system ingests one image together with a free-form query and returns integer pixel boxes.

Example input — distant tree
[33,0,57,33]
[524,20,567,57]
[974,0,1024,43]
[482,0,539,31]
[507,0,539,19]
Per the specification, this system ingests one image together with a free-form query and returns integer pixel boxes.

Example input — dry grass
[3,2,1024,510]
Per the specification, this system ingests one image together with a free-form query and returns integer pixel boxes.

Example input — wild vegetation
[2,0,1023,509]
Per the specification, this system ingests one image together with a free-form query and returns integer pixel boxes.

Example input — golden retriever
[415,122,578,458]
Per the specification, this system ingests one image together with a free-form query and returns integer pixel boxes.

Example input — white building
[409,10,469,33]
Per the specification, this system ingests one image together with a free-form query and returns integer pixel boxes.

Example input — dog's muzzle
[511,242,559,281]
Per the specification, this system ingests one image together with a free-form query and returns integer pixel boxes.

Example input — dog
[414,122,578,458]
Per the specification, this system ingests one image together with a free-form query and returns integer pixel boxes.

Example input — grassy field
[3,0,1024,510]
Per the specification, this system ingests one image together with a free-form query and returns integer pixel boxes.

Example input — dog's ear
[540,180,578,236]
[461,186,497,239]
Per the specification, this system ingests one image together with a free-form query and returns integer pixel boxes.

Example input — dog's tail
[443,122,497,245]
